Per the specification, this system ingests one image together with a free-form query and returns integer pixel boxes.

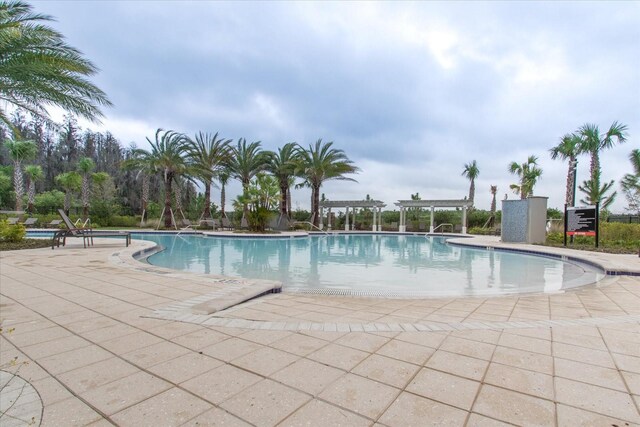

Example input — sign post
[564,202,599,248]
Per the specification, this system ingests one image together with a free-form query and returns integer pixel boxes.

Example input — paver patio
[0,237,639,426]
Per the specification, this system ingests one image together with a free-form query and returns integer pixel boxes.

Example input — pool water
[135,234,603,297]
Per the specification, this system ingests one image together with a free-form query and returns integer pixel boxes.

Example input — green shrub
[0,221,26,243]
[34,190,65,214]
[468,227,499,235]
[109,215,140,228]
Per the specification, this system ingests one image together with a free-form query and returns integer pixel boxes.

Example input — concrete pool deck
[0,237,639,426]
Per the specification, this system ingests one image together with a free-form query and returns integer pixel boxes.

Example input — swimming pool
[132,233,603,297]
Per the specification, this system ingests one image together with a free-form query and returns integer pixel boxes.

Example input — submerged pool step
[190,283,281,315]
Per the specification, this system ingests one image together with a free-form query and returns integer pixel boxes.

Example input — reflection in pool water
[139,234,604,297]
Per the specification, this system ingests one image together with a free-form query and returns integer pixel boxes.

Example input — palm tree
[185,132,232,220]
[218,168,230,218]
[508,155,543,199]
[296,139,359,227]
[0,1,111,130]
[621,149,640,213]
[227,138,268,218]
[577,121,627,208]
[146,129,188,228]
[461,160,479,205]
[265,142,299,221]
[77,157,95,219]
[55,171,81,214]
[4,138,37,211]
[550,133,581,207]
[121,147,154,222]
[489,185,497,227]
[23,164,42,213]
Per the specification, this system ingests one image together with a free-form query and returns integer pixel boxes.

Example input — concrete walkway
[1,238,639,426]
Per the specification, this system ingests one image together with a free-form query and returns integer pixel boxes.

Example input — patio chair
[53,209,131,249]
[221,217,233,230]
[23,218,38,228]
[198,219,219,230]
[46,219,63,228]
[6,217,19,225]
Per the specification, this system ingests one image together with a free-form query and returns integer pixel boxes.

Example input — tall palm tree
[227,138,268,218]
[508,155,543,199]
[621,149,640,213]
[23,164,42,213]
[4,138,36,211]
[184,132,232,220]
[146,129,188,228]
[550,133,581,207]
[265,142,299,220]
[461,160,479,205]
[121,147,154,222]
[489,185,497,227]
[296,139,359,227]
[55,171,81,214]
[577,121,627,208]
[77,156,95,219]
[0,1,112,130]
[218,168,230,218]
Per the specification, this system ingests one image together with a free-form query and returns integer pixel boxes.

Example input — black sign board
[564,203,599,247]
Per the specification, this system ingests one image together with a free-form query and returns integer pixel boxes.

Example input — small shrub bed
[0,239,52,251]
[545,222,640,254]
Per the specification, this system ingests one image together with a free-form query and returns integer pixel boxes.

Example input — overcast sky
[35,1,639,212]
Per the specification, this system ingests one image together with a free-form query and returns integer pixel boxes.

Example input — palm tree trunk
[312,184,320,227]
[469,179,475,205]
[64,191,71,215]
[287,187,292,218]
[164,174,173,228]
[142,174,149,221]
[174,181,183,217]
[220,182,226,218]
[81,175,90,219]
[590,150,600,196]
[566,156,575,206]
[27,180,36,213]
[203,182,211,218]
[279,181,287,217]
[13,160,24,211]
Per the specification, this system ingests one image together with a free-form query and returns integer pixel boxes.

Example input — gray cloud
[35,1,639,211]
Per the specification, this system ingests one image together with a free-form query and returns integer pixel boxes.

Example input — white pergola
[395,199,472,233]
[318,200,386,231]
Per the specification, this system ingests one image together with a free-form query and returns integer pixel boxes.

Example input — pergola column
[372,206,377,231]
[462,206,467,234]
[378,206,382,231]
[327,208,332,231]
[352,208,356,230]
[399,207,406,232]
[319,207,324,230]
[345,207,350,231]
[429,206,435,233]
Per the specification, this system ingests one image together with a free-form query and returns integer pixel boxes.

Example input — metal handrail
[432,223,453,233]
[293,221,332,235]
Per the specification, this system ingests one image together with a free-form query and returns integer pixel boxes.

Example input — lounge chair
[47,219,62,228]
[6,217,19,225]
[53,209,131,249]
[23,218,38,228]
[180,219,193,230]
[221,217,233,230]
[199,219,219,230]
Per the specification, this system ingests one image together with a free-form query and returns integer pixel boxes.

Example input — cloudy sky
[35,1,639,212]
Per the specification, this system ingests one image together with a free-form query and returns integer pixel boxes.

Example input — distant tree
[489,185,497,227]
[24,164,42,213]
[461,160,479,205]
[0,170,11,207]
[185,132,232,220]
[4,138,37,211]
[77,157,95,219]
[550,133,581,206]
[265,142,299,220]
[296,139,359,227]
[55,171,81,214]
[0,0,112,131]
[121,147,154,221]
[508,155,542,199]
[621,149,640,214]
[146,129,188,228]
[577,122,627,209]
